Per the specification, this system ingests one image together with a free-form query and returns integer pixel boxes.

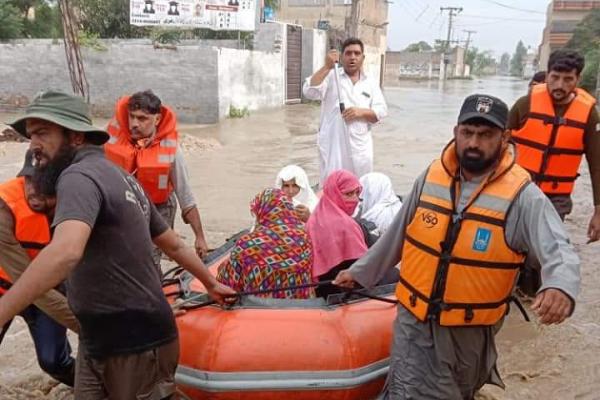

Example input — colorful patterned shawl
[217,188,315,299]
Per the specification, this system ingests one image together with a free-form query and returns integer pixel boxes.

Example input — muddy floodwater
[1,76,600,399]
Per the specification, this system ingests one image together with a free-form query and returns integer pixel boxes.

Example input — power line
[454,18,542,27]
[478,0,545,15]
[416,4,430,22]
[398,1,418,19]
[403,0,422,14]
[459,14,544,22]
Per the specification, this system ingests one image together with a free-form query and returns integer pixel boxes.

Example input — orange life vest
[512,83,596,195]
[396,142,530,326]
[104,96,179,204]
[0,177,51,294]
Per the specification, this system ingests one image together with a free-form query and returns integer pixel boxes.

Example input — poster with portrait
[130,0,256,31]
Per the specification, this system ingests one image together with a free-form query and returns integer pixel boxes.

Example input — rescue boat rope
[171,280,399,311]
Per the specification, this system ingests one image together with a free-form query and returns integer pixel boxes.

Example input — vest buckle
[464,307,474,323]
[409,293,417,307]
[555,116,567,126]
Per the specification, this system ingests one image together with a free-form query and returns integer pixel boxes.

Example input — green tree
[510,40,527,77]
[23,1,62,38]
[0,2,23,39]
[498,52,510,75]
[404,41,432,52]
[464,46,478,68]
[74,0,150,38]
[566,9,600,95]
[473,50,496,76]
[7,0,40,16]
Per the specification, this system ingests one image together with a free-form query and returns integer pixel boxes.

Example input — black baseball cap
[457,94,508,130]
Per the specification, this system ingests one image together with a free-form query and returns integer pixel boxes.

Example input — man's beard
[31,143,76,196]
[457,145,501,174]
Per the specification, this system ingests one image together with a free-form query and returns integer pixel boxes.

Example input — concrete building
[385,51,441,81]
[276,0,351,31]
[274,0,389,85]
[538,0,600,68]
[523,51,538,79]
[384,47,467,83]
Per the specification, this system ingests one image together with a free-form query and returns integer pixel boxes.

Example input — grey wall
[253,22,285,53]
[0,40,220,124]
[301,28,327,91]
[0,35,292,124]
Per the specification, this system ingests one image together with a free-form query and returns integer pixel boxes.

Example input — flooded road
[1,76,600,399]
[185,76,529,244]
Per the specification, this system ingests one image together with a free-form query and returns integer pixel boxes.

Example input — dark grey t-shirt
[53,146,176,357]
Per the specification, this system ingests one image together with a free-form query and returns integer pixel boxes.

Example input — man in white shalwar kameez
[303,38,388,185]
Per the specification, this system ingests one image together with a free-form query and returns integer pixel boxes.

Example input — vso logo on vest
[472,228,492,252]
[421,211,438,228]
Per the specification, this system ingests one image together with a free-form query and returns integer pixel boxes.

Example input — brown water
[1,76,600,399]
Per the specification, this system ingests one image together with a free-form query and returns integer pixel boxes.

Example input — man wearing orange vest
[334,94,580,399]
[105,90,209,267]
[0,152,78,386]
[509,49,600,296]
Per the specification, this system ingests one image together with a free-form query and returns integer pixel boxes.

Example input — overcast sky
[386,0,551,57]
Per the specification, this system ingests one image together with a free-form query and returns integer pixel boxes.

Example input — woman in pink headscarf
[307,170,368,298]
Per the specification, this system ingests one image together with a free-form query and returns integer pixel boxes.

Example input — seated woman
[275,165,319,223]
[359,172,403,235]
[217,188,315,299]
[307,170,368,298]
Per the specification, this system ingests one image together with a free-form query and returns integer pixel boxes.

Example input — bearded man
[334,94,580,399]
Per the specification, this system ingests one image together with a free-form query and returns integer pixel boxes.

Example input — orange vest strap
[512,136,585,156]
[18,241,46,251]
[522,168,580,184]
[398,276,429,307]
[418,200,452,216]
[526,112,588,130]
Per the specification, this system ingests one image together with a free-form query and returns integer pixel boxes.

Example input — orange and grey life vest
[396,142,530,326]
[512,83,596,195]
[104,96,179,204]
[0,177,51,294]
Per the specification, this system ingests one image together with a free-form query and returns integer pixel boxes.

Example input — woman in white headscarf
[275,165,319,222]
[359,172,402,234]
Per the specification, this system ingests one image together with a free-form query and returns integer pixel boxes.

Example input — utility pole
[463,29,476,53]
[57,0,89,101]
[462,30,476,77]
[439,6,463,80]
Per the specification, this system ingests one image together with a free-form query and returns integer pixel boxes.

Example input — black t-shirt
[53,146,176,357]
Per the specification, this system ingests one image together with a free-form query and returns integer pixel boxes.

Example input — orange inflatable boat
[163,232,397,400]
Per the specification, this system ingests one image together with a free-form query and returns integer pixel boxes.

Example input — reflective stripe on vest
[512,84,596,195]
[397,142,529,326]
[0,177,51,292]
[104,97,178,204]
